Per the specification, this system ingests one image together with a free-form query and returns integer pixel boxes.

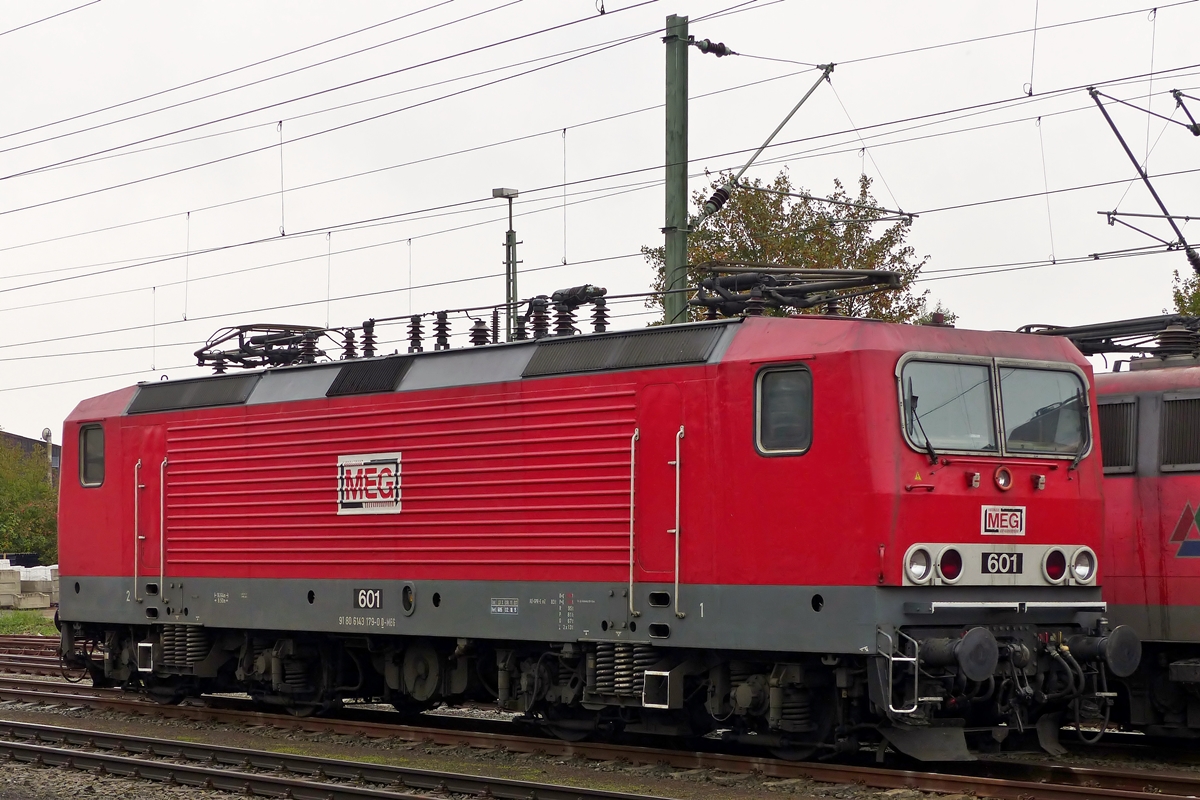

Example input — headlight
[1043,548,1067,583]
[906,547,932,583]
[1071,547,1097,583]
[994,466,1013,491]
[937,547,963,583]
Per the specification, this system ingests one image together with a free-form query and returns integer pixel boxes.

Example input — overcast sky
[0,0,1196,440]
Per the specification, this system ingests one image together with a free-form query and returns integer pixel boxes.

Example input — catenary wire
[0,0,457,142]
[0,0,101,39]
[0,0,655,177]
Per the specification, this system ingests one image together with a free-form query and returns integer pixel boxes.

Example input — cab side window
[756,366,813,455]
[79,425,105,486]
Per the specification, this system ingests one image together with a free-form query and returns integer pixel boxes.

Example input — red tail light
[938,548,963,581]
[1044,549,1067,582]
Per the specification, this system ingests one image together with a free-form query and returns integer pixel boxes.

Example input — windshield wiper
[908,380,939,466]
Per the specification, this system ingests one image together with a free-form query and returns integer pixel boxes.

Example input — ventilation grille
[523,325,724,378]
[326,357,412,397]
[1162,396,1200,471]
[127,374,260,414]
[1098,401,1136,473]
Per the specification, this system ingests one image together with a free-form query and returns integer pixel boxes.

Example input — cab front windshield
[902,359,1086,456]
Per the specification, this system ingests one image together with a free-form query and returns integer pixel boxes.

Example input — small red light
[1045,549,1067,581]
[939,548,963,581]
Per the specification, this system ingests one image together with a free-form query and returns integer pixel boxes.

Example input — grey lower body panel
[1108,603,1200,642]
[60,576,1106,655]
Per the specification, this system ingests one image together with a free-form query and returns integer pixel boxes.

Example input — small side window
[79,425,104,487]
[756,366,813,455]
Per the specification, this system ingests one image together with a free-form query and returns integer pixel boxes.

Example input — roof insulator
[361,319,377,359]
[434,311,450,351]
[469,318,490,346]
[408,315,424,353]
[591,297,609,333]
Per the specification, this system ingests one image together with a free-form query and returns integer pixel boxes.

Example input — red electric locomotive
[1030,315,1200,737]
[57,272,1138,761]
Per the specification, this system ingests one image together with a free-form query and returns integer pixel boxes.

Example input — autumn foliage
[643,170,948,324]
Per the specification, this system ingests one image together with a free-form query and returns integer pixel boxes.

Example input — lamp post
[41,427,52,484]
[493,187,520,341]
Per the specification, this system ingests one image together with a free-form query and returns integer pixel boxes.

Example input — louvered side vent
[326,357,413,397]
[1162,396,1200,471]
[1098,401,1136,474]
[127,374,260,414]
[523,325,724,378]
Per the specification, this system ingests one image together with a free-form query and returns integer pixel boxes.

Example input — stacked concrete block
[0,568,20,609]
[0,564,59,609]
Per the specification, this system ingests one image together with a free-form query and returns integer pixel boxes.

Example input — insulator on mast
[434,311,450,351]
[361,319,377,358]
[407,315,424,353]
[693,38,733,57]
[341,329,357,360]
[702,185,732,217]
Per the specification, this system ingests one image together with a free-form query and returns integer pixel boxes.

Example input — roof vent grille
[326,357,412,397]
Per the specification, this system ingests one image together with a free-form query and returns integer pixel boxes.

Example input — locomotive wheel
[286,704,318,718]
[769,743,819,761]
[542,709,596,742]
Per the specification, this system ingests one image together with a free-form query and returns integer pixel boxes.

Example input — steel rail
[0,675,1196,799]
[0,718,662,800]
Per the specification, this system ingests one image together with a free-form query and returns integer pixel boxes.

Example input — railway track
[0,717,661,800]
[0,634,96,678]
[0,674,1197,799]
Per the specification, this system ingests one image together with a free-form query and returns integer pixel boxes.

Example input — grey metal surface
[399,342,536,392]
[246,364,340,405]
[61,576,1105,656]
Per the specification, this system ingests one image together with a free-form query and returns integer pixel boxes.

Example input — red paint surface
[59,318,1103,588]
[1097,366,1200,611]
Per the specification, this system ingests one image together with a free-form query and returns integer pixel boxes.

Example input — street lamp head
[492,187,519,199]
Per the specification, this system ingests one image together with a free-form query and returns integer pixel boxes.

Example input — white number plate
[981,552,1024,575]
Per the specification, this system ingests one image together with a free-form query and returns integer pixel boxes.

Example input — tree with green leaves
[643,170,952,324]
[0,439,57,564]
[1171,268,1200,316]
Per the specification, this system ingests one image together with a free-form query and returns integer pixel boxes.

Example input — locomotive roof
[65,315,1090,422]
[1095,364,1200,393]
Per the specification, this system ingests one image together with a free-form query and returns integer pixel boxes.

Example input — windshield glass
[901,361,997,452]
[999,367,1086,454]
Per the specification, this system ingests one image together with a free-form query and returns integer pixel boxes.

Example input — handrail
[669,426,685,619]
[159,457,168,602]
[133,459,142,603]
[628,428,640,618]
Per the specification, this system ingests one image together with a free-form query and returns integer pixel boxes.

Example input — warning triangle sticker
[913,472,922,481]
